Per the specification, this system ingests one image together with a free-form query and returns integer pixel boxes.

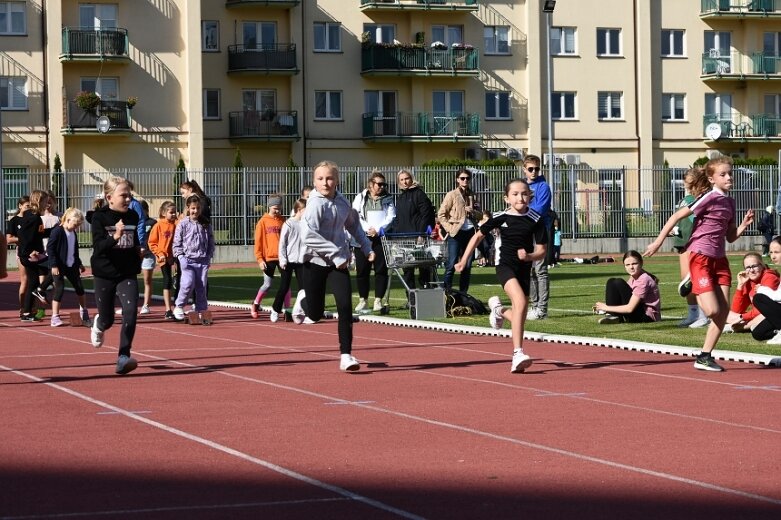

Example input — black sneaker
[694,353,724,372]
[678,274,693,297]
[115,355,138,375]
[20,314,38,322]
[164,310,175,320]
[32,288,48,304]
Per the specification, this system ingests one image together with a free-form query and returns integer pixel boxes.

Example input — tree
[230,147,244,243]
[174,156,186,212]
[51,153,65,208]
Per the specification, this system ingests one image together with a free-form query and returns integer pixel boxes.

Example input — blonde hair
[60,207,84,226]
[103,176,131,198]
[28,190,47,215]
[292,197,307,214]
[313,160,339,177]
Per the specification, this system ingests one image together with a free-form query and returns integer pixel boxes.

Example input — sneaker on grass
[488,296,504,330]
[90,316,104,348]
[526,308,546,321]
[767,330,781,344]
[340,354,360,372]
[598,315,621,324]
[511,350,533,373]
[693,353,724,372]
[372,297,383,312]
[115,355,138,375]
[688,317,710,329]
[355,298,367,312]
[677,313,698,328]
[678,273,693,297]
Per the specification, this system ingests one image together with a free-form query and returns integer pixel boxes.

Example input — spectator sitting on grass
[594,250,661,325]
[724,252,780,340]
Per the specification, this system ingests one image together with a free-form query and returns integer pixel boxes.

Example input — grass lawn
[84,253,781,357]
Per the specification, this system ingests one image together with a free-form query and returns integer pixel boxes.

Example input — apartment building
[3,0,781,180]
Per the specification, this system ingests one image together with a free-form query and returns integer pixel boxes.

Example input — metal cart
[380,232,447,319]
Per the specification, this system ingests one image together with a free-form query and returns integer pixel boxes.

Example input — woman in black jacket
[393,169,435,290]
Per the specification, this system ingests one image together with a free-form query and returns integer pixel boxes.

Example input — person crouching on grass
[47,208,90,327]
[593,250,661,325]
[454,179,547,373]
[90,177,142,375]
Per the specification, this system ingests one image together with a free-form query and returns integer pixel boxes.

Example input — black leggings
[354,235,388,299]
[21,261,48,315]
[604,277,654,323]
[52,265,85,302]
[301,263,354,354]
[272,263,302,313]
[749,294,781,341]
[94,276,138,357]
[160,263,174,291]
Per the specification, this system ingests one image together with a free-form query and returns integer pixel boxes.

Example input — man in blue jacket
[524,155,551,320]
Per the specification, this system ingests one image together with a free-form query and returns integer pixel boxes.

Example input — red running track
[1,279,780,519]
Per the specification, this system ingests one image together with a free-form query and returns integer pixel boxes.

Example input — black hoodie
[90,205,141,279]
[392,184,435,234]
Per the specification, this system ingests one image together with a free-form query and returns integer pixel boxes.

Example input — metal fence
[7,164,780,246]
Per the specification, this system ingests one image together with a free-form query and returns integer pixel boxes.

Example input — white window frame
[0,2,26,35]
[662,93,686,121]
[705,93,732,121]
[363,23,395,44]
[202,21,219,52]
[551,27,576,56]
[552,91,576,120]
[661,29,685,58]
[80,77,118,100]
[79,3,117,29]
[203,89,220,119]
[484,26,510,54]
[242,21,276,50]
[431,25,463,46]
[314,22,341,52]
[485,91,511,120]
[315,90,342,120]
[598,91,623,120]
[242,89,276,115]
[597,28,621,57]
[0,76,26,109]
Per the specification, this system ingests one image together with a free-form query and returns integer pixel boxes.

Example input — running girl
[47,208,90,327]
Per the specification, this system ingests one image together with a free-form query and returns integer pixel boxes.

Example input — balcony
[229,110,299,141]
[60,28,129,62]
[362,112,480,142]
[62,100,132,135]
[225,0,300,7]
[701,0,781,18]
[703,113,781,140]
[701,50,781,79]
[360,0,479,12]
[228,44,298,75]
[361,45,479,76]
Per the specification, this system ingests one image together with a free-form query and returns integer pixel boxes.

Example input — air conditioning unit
[565,154,580,165]
[506,148,523,161]
[465,148,484,160]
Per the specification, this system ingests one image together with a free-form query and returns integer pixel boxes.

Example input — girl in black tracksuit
[17,190,50,321]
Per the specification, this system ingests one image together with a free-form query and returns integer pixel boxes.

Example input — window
[704,31,731,57]
[80,77,118,100]
[598,92,623,120]
[243,89,276,117]
[661,29,684,57]
[484,26,510,54]
[431,25,463,46]
[314,22,340,52]
[662,94,685,121]
[705,93,732,121]
[365,91,398,136]
[315,91,342,120]
[0,2,26,34]
[597,28,621,57]
[363,24,395,44]
[764,94,781,116]
[203,89,220,119]
[433,91,464,115]
[243,21,276,50]
[3,167,28,216]
[485,91,511,119]
[202,21,219,52]
[0,76,26,109]
[764,32,781,56]
[551,27,576,55]
[79,3,117,29]
[552,92,576,120]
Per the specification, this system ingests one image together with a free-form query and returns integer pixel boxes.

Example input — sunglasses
[526,167,541,173]
[374,182,387,187]
[458,176,471,181]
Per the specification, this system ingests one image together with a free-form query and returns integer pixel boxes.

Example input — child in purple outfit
[172,195,215,321]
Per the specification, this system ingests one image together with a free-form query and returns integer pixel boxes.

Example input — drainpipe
[42,0,50,169]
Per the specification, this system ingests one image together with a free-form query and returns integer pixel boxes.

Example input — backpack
[445,290,489,318]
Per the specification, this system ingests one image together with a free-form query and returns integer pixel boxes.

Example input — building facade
[2,0,781,177]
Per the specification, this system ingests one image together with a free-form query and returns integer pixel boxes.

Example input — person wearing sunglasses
[437,167,482,293]
[351,170,396,313]
[523,154,552,321]
[725,251,780,340]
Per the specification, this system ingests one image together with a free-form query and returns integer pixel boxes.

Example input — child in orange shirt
[251,194,285,318]
[148,201,178,320]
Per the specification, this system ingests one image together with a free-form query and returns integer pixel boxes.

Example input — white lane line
[0,364,425,520]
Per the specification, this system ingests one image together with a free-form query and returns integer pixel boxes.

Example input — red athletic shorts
[688,253,731,295]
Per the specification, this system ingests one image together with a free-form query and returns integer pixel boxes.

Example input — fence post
[242,167,248,247]
[569,164,577,242]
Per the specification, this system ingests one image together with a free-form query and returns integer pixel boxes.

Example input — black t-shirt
[7,215,22,238]
[479,209,547,266]
[90,205,141,279]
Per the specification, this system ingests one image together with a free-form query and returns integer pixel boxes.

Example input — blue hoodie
[528,174,552,227]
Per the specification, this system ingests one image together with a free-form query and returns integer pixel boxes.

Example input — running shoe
[526,308,546,321]
[373,298,383,312]
[164,310,175,321]
[488,296,504,330]
[688,317,710,329]
[90,316,104,348]
[50,315,64,327]
[250,303,259,319]
[339,354,360,372]
[693,353,724,372]
[20,313,40,322]
[35,308,46,320]
[678,273,693,297]
[598,315,621,324]
[173,306,185,321]
[767,330,781,345]
[32,288,48,304]
[115,355,138,375]
[355,298,367,312]
[139,305,151,315]
[80,309,91,326]
[292,290,306,324]
[511,351,533,373]
[269,310,279,323]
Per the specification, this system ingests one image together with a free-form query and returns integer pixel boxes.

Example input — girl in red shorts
[645,157,754,372]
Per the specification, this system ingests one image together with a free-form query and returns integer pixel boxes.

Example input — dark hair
[455,167,473,197]
[623,250,658,283]
[181,180,207,199]
[185,195,210,227]
[504,178,530,196]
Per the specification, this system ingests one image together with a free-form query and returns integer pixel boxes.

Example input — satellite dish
[705,122,722,141]
[96,116,111,134]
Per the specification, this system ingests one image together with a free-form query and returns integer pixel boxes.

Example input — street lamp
[543,0,556,172]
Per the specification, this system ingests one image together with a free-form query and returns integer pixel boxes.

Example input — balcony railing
[362,45,479,75]
[701,50,781,77]
[229,110,298,139]
[227,44,298,74]
[60,28,129,61]
[226,0,300,7]
[701,0,780,16]
[360,0,479,11]
[63,100,131,134]
[703,113,781,139]
[362,112,480,140]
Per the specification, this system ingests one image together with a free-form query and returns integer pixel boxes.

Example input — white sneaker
[526,308,546,321]
[340,354,360,372]
[173,306,185,321]
[269,310,279,323]
[488,296,504,330]
[355,298,367,312]
[114,308,122,315]
[678,313,698,328]
[689,317,710,329]
[511,350,533,373]
[768,330,781,344]
[139,305,150,315]
[303,317,316,324]
[722,323,734,333]
[90,316,104,348]
[292,290,306,324]
[373,297,383,312]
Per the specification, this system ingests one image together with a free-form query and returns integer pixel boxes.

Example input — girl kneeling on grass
[593,251,660,325]
[454,178,547,374]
